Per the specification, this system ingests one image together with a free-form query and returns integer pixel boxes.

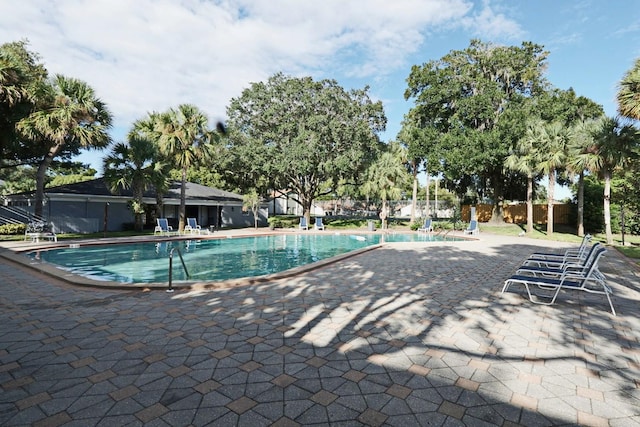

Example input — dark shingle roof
[9,178,243,203]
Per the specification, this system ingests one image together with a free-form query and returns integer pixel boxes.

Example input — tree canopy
[0,40,48,168]
[403,39,549,222]
[226,73,386,221]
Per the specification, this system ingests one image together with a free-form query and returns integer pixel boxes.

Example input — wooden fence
[461,203,573,225]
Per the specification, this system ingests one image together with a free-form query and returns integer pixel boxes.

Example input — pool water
[28,233,461,284]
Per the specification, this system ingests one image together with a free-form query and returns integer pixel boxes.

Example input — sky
[2,0,640,198]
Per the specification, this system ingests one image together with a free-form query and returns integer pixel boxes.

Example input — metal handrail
[167,247,190,292]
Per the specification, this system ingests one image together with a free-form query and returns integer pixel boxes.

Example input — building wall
[48,200,134,233]
[7,197,263,233]
[221,205,268,228]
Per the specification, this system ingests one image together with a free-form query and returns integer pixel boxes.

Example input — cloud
[459,0,524,41]
[1,0,522,139]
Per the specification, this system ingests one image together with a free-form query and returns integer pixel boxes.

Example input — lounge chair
[154,218,175,236]
[464,220,479,235]
[314,217,325,230]
[299,217,308,230]
[502,245,615,315]
[525,234,592,264]
[417,218,433,233]
[515,243,603,277]
[522,240,598,269]
[184,217,202,234]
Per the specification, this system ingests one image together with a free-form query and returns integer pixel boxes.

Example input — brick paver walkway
[1,232,639,426]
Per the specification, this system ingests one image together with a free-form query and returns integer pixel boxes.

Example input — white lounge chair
[184,217,202,234]
[464,220,479,235]
[417,218,433,233]
[314,217,325,230]
[502,245,614,315]
[154,218,175,236]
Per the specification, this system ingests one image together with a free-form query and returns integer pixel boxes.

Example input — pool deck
[1,230,639,426]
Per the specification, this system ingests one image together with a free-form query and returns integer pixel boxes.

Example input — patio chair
[154,218,175,236]
[314,217,325,230]
[515,243,603,277]
[463,220,479,235]
[525,234,592,264]
[299,217,308,230]
[417,218,433,233]
[502,245,615,315]
[184,217,202,234]
[24,221,57,243]
[522,241,597,270]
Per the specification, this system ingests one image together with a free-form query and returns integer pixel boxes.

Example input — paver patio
[1,232,639,426]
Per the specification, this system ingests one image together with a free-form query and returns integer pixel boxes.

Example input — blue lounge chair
[515,243,603,277]
[154,218,175,236]
[525,234,592,264]
[184,217,201,234]
[502,245,614,315]
[522,240,598,269]
[299,217,308,230]
[417,218,433,233]
[314,217,325,230]
[464,220,479,235]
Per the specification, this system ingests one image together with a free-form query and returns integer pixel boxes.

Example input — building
[2,178,267,233]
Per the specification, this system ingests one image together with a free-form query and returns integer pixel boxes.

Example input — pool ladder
[167,247,190,292]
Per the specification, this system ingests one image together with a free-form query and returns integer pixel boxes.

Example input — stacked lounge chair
[502,237,615,315]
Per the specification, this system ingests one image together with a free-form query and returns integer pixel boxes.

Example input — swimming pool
[28,233,462,285]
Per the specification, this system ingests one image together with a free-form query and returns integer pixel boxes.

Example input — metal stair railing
[0,205,47,225]
[167,247,190,293]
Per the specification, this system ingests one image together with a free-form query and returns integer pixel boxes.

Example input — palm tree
[589,116,638,244]
[566,119,601,236]
[537,121,569,235]
[0,41,48,165]
[617,58,640,120]
[129,114,172,219]
[17,74,112,217]
[103,128,160,231]
[155,104,220,232]
[362,143,409,229]
[505,119,543,234]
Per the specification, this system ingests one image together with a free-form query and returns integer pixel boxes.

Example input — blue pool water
[28,233,461,284]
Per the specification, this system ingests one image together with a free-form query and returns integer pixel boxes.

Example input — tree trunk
[133,183,144,232]
[179,166,187,232]
[489,173,505,224]
[603,169,613,245]
[34,145,59,218]
[526,174,533,234]
[253,204,259,228]
[425,173,430,218]
[380,199,388,229]
[547,170,555,235]
[410,165,418,223]
[577,171,585,237]
[155,194,164,219]
[302,196,312,227]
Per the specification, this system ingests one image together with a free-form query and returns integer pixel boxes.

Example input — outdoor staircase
[0,205,45,226]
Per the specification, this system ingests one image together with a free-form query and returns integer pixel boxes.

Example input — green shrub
[0,223,27,235]
[268,217,283,228]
